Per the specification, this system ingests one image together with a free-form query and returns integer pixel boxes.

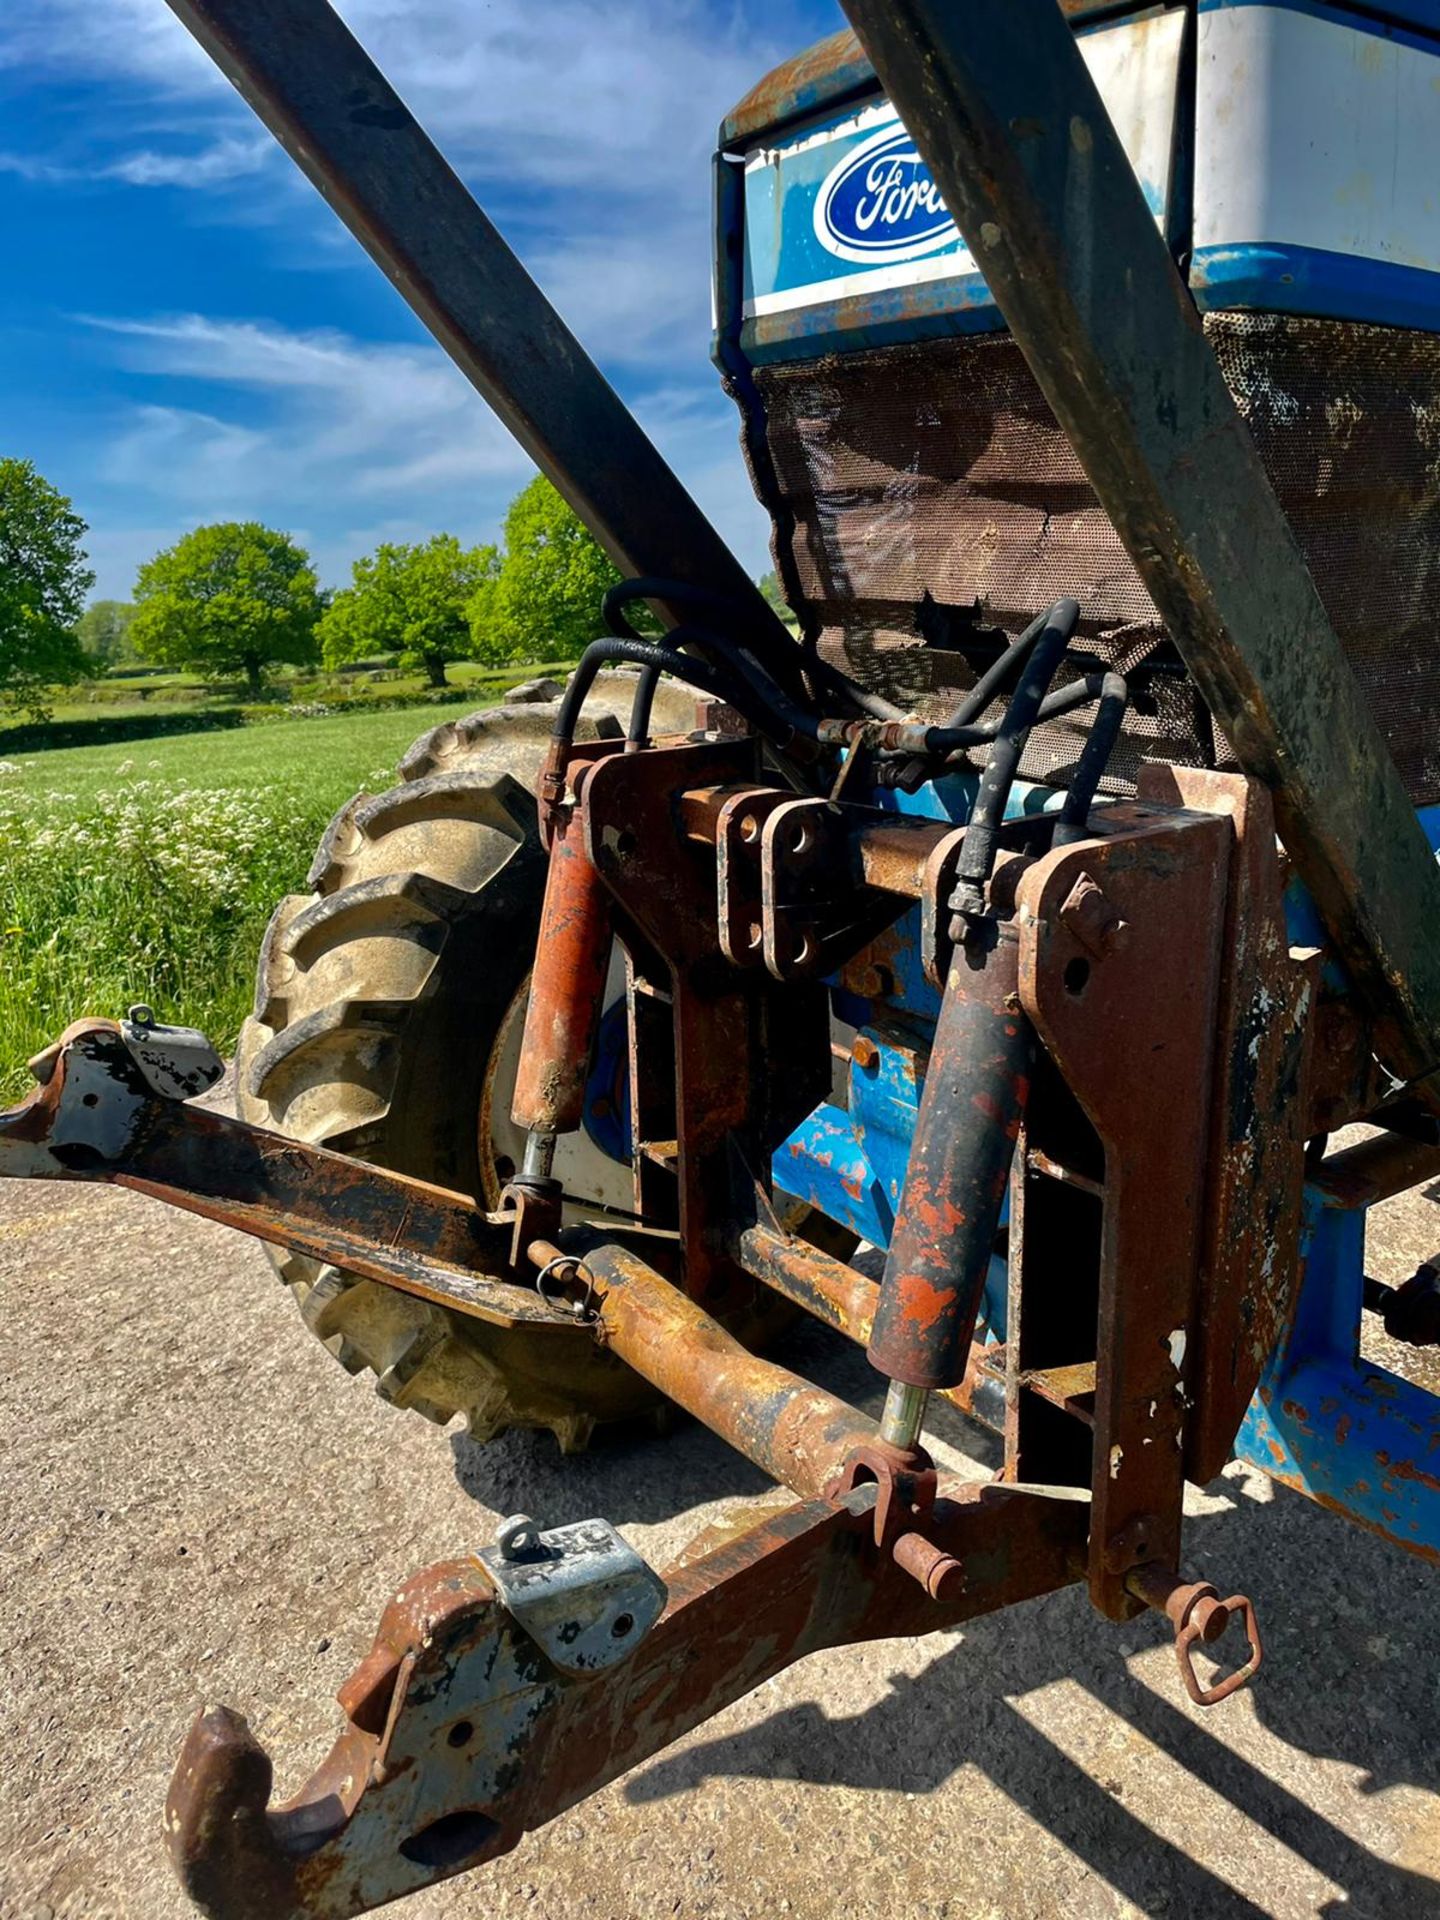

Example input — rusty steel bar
[836,0,1440,1081]
[868,923,1032,1391]
[1309,1130,1440,1209]
[736,1222,1002,1428]
[575,1238,882,1498]
[510,806,613,1139]
[739,1222,879,1336]
[163,0,803,683]
[0,1024,564,1331]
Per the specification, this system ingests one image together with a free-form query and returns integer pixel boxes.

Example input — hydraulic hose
[603,574,908,724]
[552,637,808,761]
[890,603,1057,791]
[625,661,662,748]
[950,598,1079,927]
[1051,670,1129,847]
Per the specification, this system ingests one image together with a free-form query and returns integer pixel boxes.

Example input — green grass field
[0,683,556,1099]
[0,657,569,754]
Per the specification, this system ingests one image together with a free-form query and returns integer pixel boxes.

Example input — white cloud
[0,0,817,386]
[0,134,272,188]
[75,307,773,597]
[0,0,795,199]
[105,134,273,187]
[5,2,821,595]
[88,311,534,505]
[80,313,535,590]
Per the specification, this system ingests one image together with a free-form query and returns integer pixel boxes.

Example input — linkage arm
[0,1021,566,1331]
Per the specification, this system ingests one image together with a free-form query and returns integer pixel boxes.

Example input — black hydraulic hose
[949,606,1052,724]
[668,621,826,745]
[891,605,1054,792]
[603,584,828,740]
[625,661,662,748]
[552,637,803,759]
[936,671,1120,755]
[1051,670,1128,847]
[950,598,1079,926]
[603,574,908,724]
[853,665,1124,769]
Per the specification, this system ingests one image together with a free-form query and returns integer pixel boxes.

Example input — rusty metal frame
[1014,802,1231,1616]
[4,746,1424,1919]
[0,1023,568,1332]
[578,739,834,1300]
[167,1483,1086,1920]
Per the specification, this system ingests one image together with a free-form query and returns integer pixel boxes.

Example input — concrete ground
[1,1122,1438,1920]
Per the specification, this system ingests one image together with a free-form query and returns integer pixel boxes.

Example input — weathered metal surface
[580,1237,884,1499]
[117,1004,225,1101]
[721,28,872,145]
[167,1484,1086,1920]
[835,0,1440,1082]
[0,1024,569,1332]
[720,5,1110,144]
[510,796,614,1137]
[581,741,830,1300]
[1125,1564,1263,1710]
[714,785,803,968]
[758,797,905,980]
[1017,806,1230,1615]
[1236,1199,1440,1563]
[1308,1131,1440,1210]
[475,1514,667,1676]
[736,1220,1003,1431]
[868,922,1031,1391]
[164,0,804,685]
[1138,768,1319,1485]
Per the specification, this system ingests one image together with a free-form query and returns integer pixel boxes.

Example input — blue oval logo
[813,122,959,266]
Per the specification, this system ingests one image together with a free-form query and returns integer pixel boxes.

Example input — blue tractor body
[717,4,1440,1558]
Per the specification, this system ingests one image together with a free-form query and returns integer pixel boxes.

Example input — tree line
[0,455,706,716]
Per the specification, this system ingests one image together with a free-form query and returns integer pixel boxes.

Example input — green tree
[77,599,138,669]
[131,522,322,696]
[320,534,494,688]
[0,457,94,718]
[476,477,620,663]
[757,569,791,618]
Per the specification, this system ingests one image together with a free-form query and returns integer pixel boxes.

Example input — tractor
[4,1,1440,1914]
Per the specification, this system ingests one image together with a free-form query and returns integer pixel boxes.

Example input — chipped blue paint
[1235,1192,1440,1558]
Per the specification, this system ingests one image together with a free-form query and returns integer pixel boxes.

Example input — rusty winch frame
[6,4,1440,1917]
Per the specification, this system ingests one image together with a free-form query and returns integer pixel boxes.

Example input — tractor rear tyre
[235,674,706,1453]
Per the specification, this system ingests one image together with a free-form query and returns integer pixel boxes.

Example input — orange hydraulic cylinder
[510,808,613,1137]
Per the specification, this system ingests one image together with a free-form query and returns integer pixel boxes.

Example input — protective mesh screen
[748,314,1440,802]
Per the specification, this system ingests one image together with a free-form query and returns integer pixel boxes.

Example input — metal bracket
[476,1514,667,1675]
[758,797,903,981]
[119,1003,225,1101]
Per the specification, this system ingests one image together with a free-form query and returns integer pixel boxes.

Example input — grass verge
[0,694,545,1099]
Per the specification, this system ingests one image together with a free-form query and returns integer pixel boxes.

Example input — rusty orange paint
[511,806,613,1136]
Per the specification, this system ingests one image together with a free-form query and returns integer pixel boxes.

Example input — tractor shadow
[451,1315,1439,1917]
[623,1444,1437,1916]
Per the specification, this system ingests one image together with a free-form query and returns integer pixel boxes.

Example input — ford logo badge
[813,120,958,265]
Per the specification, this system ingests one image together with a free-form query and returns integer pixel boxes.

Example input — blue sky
[0,0,844,602]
